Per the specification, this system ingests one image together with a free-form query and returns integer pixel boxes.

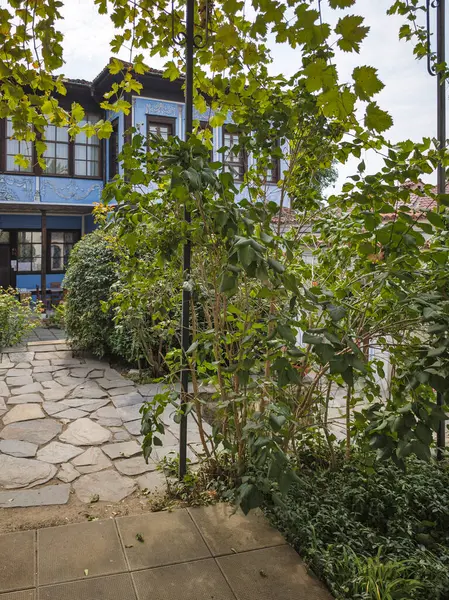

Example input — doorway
[0,244,11,289]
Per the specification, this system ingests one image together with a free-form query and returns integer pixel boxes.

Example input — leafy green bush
[0,288,39,349]
[263,458,449,600]
[63,230,124,357]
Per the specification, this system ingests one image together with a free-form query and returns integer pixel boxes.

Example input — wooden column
[41,210,47,309]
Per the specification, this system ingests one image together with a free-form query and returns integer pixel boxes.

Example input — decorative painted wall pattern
[144,100,179,117]
[0,175,35,203]
[40,177,102,204]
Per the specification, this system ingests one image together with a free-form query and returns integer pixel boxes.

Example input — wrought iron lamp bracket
[427,0,441,76]
[171,0,212,48]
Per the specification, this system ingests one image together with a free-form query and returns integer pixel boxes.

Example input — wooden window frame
[146,115,176,149]
[16,230,42,274]
[47,229,81,274]
[41,123,71,178]
[222,126,247,182]
[0,116,103,180]
[108,118,120,180]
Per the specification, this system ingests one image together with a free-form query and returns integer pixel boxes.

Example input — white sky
[56,0,445,191]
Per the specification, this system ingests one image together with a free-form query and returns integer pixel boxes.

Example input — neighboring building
[0,61,286,301]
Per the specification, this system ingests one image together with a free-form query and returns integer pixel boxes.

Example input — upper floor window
[147,116,175,143]
[74,115,101,177]
[6,119,33,173]
[2,115,102,179]
[108,118,119,180]
[43,124,70,175]
[266,157,280,184]
[223,126,246,181]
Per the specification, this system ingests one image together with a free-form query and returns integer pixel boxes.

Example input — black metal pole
[179,0,194,479]
[436,0,446,460]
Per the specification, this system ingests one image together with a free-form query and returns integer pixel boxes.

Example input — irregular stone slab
[32,359,51,366]
[52,358,85,367]
[111,392,143,408]
[70,367,95,378]
[42,402,64,416]
[73,469,136,502]
[0,397,6,415]
[34,372,53,382]
[72,447,112,474]
[42,387,71,401]
[59,418,112,445]
[57,463,80,483]
[57,408,88,420]
[0,381,9,397]
[103,368,126,380]
[88,370,104,378]
[59,398,110,412]
[37,441,84,463]
[35,350,72,360]
[7,393,43,404]
[137,383,163,396]
[112,429,131,442]
[102,440,142,460]
[6,368,32,378]
[115,456,156,476]
[124,420,142,436]
[108,386,136,397]
[28,344,57,352]
[53,375,80,389]
[91,406,123,427]
[137,470,167,492]
[3,403,45,425]
[34,365,66,373]
[0,455,57,488]
[116,404,142,422]
[6,376,34,387]
[0,484,70,507]
[69,382,108,399]
[11,382,43,395]
[8,352,35,363]
[0,439,38,458]
[97,378,131,390]
[14,362,33,369]
[0,418,62,445]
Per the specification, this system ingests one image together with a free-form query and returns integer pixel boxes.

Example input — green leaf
[277,324,296,344]
[335,15,370,53]
[329,0,356,7]
[352,66,384,101]
[71,103,85,123]
[269,413,286,432]
[426,211,445,228]
[267,257,285,274]
[303,59,337,92]
[415,422,433,446]
[220,273,237,293]
[364,102,393,132]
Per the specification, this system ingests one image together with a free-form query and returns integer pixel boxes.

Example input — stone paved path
[0,503,332,600]
[0,338,207,507]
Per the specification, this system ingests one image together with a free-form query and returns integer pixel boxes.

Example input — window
[0,231,10,244]
[17,231,41,272]
[6,118,33,173]
[266,157,280,184]
[74,115,101,177]
[2,115,102,178]
[43,124,70,175]
[108,118,119,180]
[223,127,246,180]
[50,231,79,272]
[147,116,175,142]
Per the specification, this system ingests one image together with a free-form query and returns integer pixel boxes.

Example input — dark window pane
[32,232,42,243]
[51,232,64,243]
[19,232,32,243]
[0,231,10,243]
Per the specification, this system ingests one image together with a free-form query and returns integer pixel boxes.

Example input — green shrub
[0,288,39,349]
[63,230,124,357]
[263,458,449,600]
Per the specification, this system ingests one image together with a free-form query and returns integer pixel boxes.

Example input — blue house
[0,62,285,303]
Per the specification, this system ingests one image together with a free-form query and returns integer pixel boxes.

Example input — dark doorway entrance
[0,245,11,289]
